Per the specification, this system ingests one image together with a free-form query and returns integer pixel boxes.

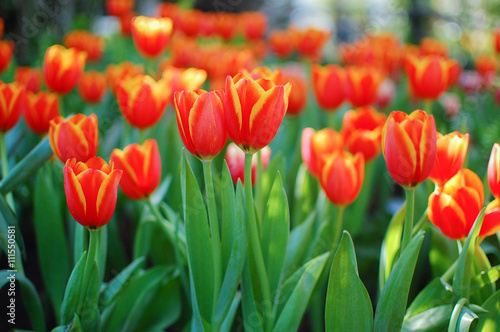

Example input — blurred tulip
[419,37,448,57]
[494,29,500,54]
[320,151,364,206]
[64,157,122,229]
[24,91,60,135]
[119,11,135,36]
[439,93,462,118]
[15,67,42,93]
[242,12,267,40]
[475,54,497,86]
[428,169,483,240]
[177,9,201,37]
[49,113,99,163]
[342,106,387,162]
[106,0,134,17]
[215,13,238,41]
[488,143,500,200]
[447,59,461,88]
[0,82,25,132]
[482,199,500,237]
[174,89,226,161]
[458,70,482,94]
[116,74,170,129]
[268,30,295,59]
[110,139,161,199]
[225,143,271,186]
[162,66,207,104]
[0,17,3,38]
[224,73,291,153]
[345,66,384,107]
[428,132,469,189]
[0,40,14,74]
[43,45,87,95]
[292,26,330,61]
[282,67,307,116]
[78,70,107,104]
[247,66,284,84]
[405,55,451,100]
[301,127,344,178]
[382,110,437,188]
[375,79,395,109]
[105,61,144,95]
[63,30,105,63]
[131,16,173,58]
[311,64,345,111]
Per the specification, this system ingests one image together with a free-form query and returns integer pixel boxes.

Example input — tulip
[475,54,497,86]
[215,13,238,41]
[119,11,135,36]
[49,113,99,163]
[419,37,448,57]
[106,0,134,17]
[247,66,285,84]
[78,70,107,104]
[428,169,483,240]
[301,127,344,178]
[242,12,267,40]
[64,157,122,229]
[345,66,384,108]
[375,79,395,109]
[482,199,500,237]
[131,16,173,58]
[0,17,3,38]
[268,30,295,59]
[311,64,345,111]
[63,30,105,63]
[224,73,291,153]
[405,55,451,100]
[283,68,307,116]
[177,9,201,37]
[488,143,500,200]
[105,61,144,96]
[292,26,330,61]
[0,40,14,74]
[0,82,25,132]
[174,90,226,161]
[24,91,60,135]
[116,74,170,129]
[110,139,161,200]
[320,151,364,206]
[494,29,500,54]
[15,67,42,93]
[43,45,87,95]
[162,66,207,104]
[225,143,271,186]
[429,132,469,189]
[342,106,387,162]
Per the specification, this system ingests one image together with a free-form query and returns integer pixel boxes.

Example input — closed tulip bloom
[15,67,42,93]
[292,27,330,61]
[63,30,105,63]
[301,127,344,178]
[382,110,437,188]
[162,66,207,104]
[0,41,14,74]
[320,151,364,206]
[429,132,469,189]
[345,66,384,108]
[132,16,173,58]
[224,73,291,153]
[283,69,307,116]
[311,64,345,111]
[119,11,135,36]
[174,90,226,160]
[428,169,483,240]
[405,55,450,100]
[64,157,122,229]
[116,75,170,129]
[225,143,271,186]
[242,12,267,40]
[268,30,295,59]
[49,113,99,163]
[482,199,500,237]
[342,106,387,162]
[78,70,107,104]
[110,139,161,200]
[105,61,144,96]
[106,0,134,17]
[24,91,60,135]
[215,13,238,41]
[419,37,448,57]
[488,143,500,199]
[0,82,26,132]
[43,45,87,95]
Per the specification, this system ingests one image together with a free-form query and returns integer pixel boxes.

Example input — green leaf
[374,231,425,332]
[273,252,329,332]
[241,259,264,332]
[429,227,459,278]
[181,152,214,326]
[406,278,453,318]
[448,298,478,332]
[79,260,100,332]
[402,305,453,332]
[150,174,172,205]
[60,252,86,325]
[476,290,500,330]
[379,202,406,290]
[221,161,237,273]
[452,208,485,301]
[34,169,71,319]
[284,211,315,277]
[0,191,24,256]
[291,164,318,228]
[325,231,373,332]
[220,292,241,332]
[469,265,500,296]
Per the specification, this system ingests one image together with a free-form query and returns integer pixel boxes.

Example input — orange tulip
[64,157,122,229]
[224,73,291,153]
[43,45,87,95]
[488,143,500,200]
[301,127,344,178]
[106,0,134,17]
[131,16,173,58]
[311,64,345,111]
[405,55,451,100]
[15,67,42,93]
[428,169,483,240]
[320,151,364,206]
[342,106,387,162]
[268,30,295,59]
[225,143,271,186]
[428,132,469,189]
[382,110,437,188]
[78,70,107,104]
[345,66,384,108]
[292,26,330,61]
[242,12,267,40]
[105,61,144,96]
[174,89,226,161]
[116,74,170,129]
[49,113,99,163]
[24,91,60,135]
[0,82,25,132]
[161,66,207,104]
[0,40,14,74]
[110,139,161,200]
[63,30,105,63]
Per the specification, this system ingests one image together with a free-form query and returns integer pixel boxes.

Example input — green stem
[412,208,429,237]
[401,188,416,253]
[139,129,146,143]
[202,161,222,318]
[332,205,345,252]
[0,133,14,209]
[255,150,264,221]
[245,153,273,331]
[423,99,434,114]
[79,229,99,310]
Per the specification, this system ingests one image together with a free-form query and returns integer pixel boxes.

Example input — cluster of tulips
[1,0,500,331]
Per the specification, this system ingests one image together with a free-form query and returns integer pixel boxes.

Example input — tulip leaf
[181,152,214,326]
[33,169,71,319]
[401,305,453,332]
[452,208,485,301]
[406,278,453,318]
[220,292,241,332]
[476,290,500,330]
[241,259,264,332]
[448,298,478,332]
[150,174,172,205]
[220,161,237,273]
[284,210,315,277]
[0,192,24,265]
[469,265,500,296]
[291,164,318,228]
[374,231,425,331]
[79,261,100,332]
[60,252,86,325]
[132,216,156,260]
[429,227,459,278]
[325,231,373,332]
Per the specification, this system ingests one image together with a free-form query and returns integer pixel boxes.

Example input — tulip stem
[0,133,14,209]
[139,129,146,143]
[244,153,273,330]
[332,205,345,253]
[79,229,99,312]
[412,207,429,237]
[423,99,434,114]
[401,188,416,253]
[202,161,222,318]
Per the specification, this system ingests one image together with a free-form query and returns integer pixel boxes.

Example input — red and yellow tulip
[0,40,14,74]
[24,91,60,135]
[0,82,25,133]
[405,55,451,100]
[78,70,107,104]
[15,67,42,93]
[131,16,173,58]
[345,66,384,108]
[43,45,87,95]
[311,64,345,111]
[301,127,344,178]
[488,143,500,200]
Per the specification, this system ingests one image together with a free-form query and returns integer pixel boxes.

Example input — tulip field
[1,1,500,331]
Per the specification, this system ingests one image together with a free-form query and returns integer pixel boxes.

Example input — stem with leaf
[401,188,416,253]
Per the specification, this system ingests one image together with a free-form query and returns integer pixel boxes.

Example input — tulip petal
[384,119,417,187]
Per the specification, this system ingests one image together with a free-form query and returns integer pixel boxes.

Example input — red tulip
[429,132,469,189]
[106,0,134,17]
[268,30,295,59]
[301,127,344,178]
[242,12,267,40]
[43,45,87,95]
[345,66,384,108]
[132,16,173,58]
[15,67,42,93]
[0,82,25,132]
[105,61,144,96]
[24,91,60,135]
[78,70,107,104]
[488,143,500,200]
[63,30,105,63]
[482,199,500,237]
[405,55,451,100]
[311,64,345,111]
[0,41,14,74]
